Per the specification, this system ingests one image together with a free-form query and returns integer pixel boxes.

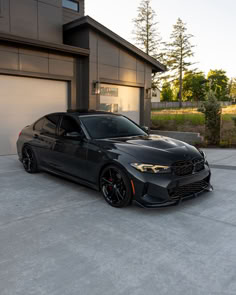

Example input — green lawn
[151,106,236,145]
[151,113,205,127]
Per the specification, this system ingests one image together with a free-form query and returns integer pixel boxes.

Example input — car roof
[43,110,121,119]
[67,109,120,116]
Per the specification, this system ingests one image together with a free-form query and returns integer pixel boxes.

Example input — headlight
[130,163,171,174]
[199,149,206,161]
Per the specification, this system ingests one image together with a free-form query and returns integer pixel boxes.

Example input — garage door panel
[0,75,68,155]
[100,84,140,124]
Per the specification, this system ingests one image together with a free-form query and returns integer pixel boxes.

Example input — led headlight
[199,149,207,161]
[130,163,171,174]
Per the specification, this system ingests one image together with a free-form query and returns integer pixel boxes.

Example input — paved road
[0,150,236,295]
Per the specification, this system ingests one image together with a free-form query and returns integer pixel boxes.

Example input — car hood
[97,135,202,165]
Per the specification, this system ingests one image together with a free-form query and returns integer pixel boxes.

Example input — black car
[17,110,213,208]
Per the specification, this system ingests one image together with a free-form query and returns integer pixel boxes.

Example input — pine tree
[132,0,162,59]
[165,18,195,107]
[132,0,164,90]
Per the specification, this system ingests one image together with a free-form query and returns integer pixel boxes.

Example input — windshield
[80,115,147,139]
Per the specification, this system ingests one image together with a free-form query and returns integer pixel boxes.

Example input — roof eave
[0,32,90,56]
[64,16,166,72]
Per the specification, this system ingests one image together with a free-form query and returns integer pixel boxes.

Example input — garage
[99,84,140,124]
[0,75,68,156]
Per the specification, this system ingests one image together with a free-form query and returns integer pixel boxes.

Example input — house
[0,0,165,155]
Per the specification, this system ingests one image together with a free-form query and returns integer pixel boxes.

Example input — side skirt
[41,167,99,191]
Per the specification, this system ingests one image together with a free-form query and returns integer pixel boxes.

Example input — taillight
[19,131,22,137]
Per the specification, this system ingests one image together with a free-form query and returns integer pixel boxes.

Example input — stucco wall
[0,0,63,43]
[88,30,152,126]
[0,43,75,77]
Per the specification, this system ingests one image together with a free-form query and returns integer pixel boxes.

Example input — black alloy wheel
[22,146,39,173]
[100,165,132,208]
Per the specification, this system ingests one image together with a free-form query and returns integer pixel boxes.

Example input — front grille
[168,179,209,200]
[172,160,193,176]
[172,158,205,176]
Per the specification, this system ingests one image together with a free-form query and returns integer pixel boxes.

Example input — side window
[59,116,81,137]
[34,118,45,132]
[42,114,60,136]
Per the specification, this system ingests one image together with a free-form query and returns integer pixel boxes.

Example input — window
[59,116,81,137]
[34,118,45,132]
[62,0,79,11]
[42,115,60,136]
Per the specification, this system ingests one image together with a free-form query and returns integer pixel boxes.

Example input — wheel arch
[98,161,131,191]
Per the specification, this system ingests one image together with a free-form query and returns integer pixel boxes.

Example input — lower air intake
[169,179,209,200]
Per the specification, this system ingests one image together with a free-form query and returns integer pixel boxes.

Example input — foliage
[229,78,236,99]
[182,72,207,101]
[207,70,230,101]
[198,90,222,145]
[231,117,236,128]
[161,82,174,101]
[132,0,161,58]
[132,0,164,89]
[164,18,195,106]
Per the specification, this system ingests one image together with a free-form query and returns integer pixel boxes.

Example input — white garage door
[0,75,68,155]
[100,84,140,124]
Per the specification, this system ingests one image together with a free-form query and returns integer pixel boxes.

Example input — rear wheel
[22,146,39,173]
[100,165,132,208]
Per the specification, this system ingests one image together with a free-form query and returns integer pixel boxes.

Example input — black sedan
[17,110,213,208]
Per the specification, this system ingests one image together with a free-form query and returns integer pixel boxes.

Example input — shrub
[232,116,236,128]
[198,90,222,145]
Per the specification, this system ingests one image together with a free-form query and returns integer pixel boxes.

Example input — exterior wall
[88,30,152,126]
[63,0,85,24]
[64,28,153,125]
[0,0,63,43]
[0,41,77,109]
[151,89,161,103]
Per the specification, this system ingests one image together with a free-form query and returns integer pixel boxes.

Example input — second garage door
[0,75,68,155]
[99,84,140,124]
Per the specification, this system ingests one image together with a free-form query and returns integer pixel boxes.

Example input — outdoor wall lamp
[146,88,152,99]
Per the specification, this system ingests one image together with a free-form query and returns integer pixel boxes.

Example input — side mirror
[65,132,83,140]
[141,126,149,134]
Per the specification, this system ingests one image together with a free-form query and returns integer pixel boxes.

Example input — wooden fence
[151,101,232,109]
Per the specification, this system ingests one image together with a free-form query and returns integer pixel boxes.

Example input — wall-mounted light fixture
[93,81,101,95]
[146,88,152,99]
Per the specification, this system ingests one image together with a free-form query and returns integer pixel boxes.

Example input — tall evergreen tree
[132,0,161,58]
[165,18,195,107]
[132,0,164,90]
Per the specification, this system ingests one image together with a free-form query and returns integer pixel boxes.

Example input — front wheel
[100,165,132,208]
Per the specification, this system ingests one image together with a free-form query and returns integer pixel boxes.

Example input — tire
[22,145,39,174]
[100,165,132,208]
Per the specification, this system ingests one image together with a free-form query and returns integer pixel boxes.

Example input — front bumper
[129,165,212,208]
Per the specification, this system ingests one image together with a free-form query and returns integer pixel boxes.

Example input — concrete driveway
[1,149,236,295]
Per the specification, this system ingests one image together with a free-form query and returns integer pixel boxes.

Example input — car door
[52,115,89,181]
[32,114,60,168]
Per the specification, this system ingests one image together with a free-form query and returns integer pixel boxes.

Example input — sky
[85,0,236,79]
